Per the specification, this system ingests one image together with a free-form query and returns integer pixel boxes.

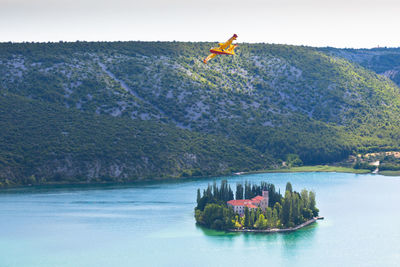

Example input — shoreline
[241,165,371,175]
[0,165,387,190]
[377,170,400,176]
[227,216,324,233]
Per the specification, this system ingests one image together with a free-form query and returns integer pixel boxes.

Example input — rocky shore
[228,217,324,233]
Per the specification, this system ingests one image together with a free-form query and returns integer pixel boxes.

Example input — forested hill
[1,41,400,186]
[320,47,400,86]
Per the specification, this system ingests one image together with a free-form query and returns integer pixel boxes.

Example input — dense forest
[1,41,400,186]
[0,94,267,186]
[195,180,319,230]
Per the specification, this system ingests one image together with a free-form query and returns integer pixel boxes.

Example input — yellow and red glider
[203,34,238,64]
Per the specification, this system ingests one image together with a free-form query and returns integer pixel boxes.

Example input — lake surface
[0,172,399,267]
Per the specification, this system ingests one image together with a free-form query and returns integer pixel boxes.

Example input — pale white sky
[1,0,400,48]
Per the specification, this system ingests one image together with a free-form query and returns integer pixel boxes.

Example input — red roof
[251,196,264,203]
[227,199,251,206]
[227,199,260,209]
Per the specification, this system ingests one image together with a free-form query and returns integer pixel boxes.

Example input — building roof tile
[251,196,264,203]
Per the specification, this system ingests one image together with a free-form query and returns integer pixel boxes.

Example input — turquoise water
[0,172,399,267]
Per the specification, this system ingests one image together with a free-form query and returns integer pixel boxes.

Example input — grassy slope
[259,165,371,174]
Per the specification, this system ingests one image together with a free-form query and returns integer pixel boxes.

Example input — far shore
[240,165,372,175]
[3,164,398,190]
[377,170,400,176]
[243,165,399,176]
[227,217,324,233]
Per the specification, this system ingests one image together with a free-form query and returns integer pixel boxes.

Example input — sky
[1,0,400,48]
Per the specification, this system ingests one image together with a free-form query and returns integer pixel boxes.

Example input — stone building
[227,191,269,216]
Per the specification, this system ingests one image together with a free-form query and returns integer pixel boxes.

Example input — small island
[195,180,321,232]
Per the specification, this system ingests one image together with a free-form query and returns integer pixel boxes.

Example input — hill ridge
[1,41,400,185]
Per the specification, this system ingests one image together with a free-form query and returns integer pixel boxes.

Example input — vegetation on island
[194,180,319,231]
[1,41,400,185]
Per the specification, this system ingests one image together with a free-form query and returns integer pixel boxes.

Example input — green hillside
[320,47,400,86]
[1,41,400,186]
[0,94,269,187]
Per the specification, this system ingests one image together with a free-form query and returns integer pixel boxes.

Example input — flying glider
[203,34,238,64]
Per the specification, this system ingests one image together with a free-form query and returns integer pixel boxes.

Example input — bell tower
[262,191,269,210]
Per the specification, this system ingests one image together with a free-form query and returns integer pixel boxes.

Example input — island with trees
[195,180,321,232]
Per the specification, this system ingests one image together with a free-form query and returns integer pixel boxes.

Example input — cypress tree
[301,189,309,209]
[272,208,279,228]
[197,188,201,204]
[281,191,292,227]
[228,185,234,201]
[245,182,251,199]
[309,191,319,216]
[250,210,255,228]
[213,181,218,199]
[236,183,244,200]
[285,182,293,193]
[292,192,300,224]
[244,207,250,227]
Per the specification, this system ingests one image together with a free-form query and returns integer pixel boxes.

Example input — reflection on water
[280,224,318,261]
[195,224,239,238]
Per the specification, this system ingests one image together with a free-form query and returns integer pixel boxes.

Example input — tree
[250,210,255,227]
[202,204,223,227]
[286,154,303,167]
[244,207,250,227]
[272,207,279,228]
[265,207,272,228]
[309,191,319,217]
[228,185,234,201]
[212,181,218,199]
[281,190,293,227]
[234,215,242,229]
[255,214,266,229]
[245,182,252,199]
[285,182,293,193]
[300,189,309,209]
[273,202,282,218]
[292,192,301,224]
[236,183,244,199]
[223,206,235,229]
[301,208,313,219]
[197,188,201,204]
